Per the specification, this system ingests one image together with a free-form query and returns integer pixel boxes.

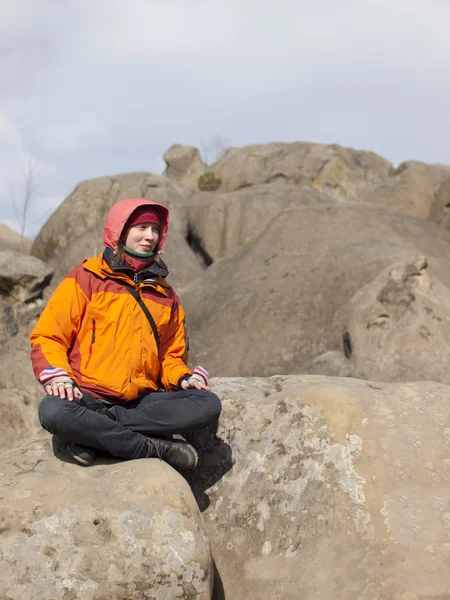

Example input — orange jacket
[30,199,191,402]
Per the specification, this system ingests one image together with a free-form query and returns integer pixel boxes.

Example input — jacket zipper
[129,283,138,383]
[84,318,96,369]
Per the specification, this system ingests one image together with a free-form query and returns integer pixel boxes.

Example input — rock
[339,256,450,384]
[429,175,450,230]
[359,160,450,219]
[164,145,206,190]
[195,375,450,599]
[183,201,450,380]
[31,173,202,291]
[302,350,352,377]
[0,304,44,453]
[0,251,53,304]
[0,298,50,453]
[204,142,392,195]
[0,438,213,600]
[0,252,54,453]
[185,184,330,262]
[0,223,32,253]
[0,386,41,453]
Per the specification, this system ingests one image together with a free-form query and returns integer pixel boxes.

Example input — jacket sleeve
[30,271,88,386]
[159,295,191,391]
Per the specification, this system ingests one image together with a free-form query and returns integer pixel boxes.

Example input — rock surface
[0,384,40,454]
[429,175,450,230]
[184,184,330,262]
[0,251,53,304]
[183,201,450,381]
[0,223,32,253]
[0,438,213,600]
[340,256,450,383]
[164,145,207,190]
[166,142,393,196]
[358,160,450,219]
[0,316,43,453]
[194,375,450,600]
[0,252,52,451]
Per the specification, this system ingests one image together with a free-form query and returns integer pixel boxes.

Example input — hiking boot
[67,443,96,466]
[137,437,198,470]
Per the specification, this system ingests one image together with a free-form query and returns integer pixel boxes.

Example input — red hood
[103,199,169,251]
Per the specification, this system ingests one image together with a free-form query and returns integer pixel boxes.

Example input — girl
[31,198,221,468]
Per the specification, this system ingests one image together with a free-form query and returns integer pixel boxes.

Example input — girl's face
[125,222,160,253]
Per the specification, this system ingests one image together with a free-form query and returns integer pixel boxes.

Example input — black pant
[38,389,221,460]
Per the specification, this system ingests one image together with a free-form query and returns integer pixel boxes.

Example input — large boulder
[0,223,32,253]
[191,142,392,195]
[0,251,53,304]
[429,175,450,230]
[31,173,202,291]
[0,438,213,600]
[164,145,450,226]
[196,375,450,599]
[183,201,450,381]
[358,160,450,219]
[164,145,206,190]
[182,159,450,268]
[0,252,52,451]
[185,184,330,262]
[339,256,450,383]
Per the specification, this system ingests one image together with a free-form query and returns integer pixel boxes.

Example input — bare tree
[11,157,40,242]
[200,134,230,165]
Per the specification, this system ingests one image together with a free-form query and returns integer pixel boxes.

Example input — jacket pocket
[84,318,96,369]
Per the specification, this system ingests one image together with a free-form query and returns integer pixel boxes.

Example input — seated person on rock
[30,198,221,468]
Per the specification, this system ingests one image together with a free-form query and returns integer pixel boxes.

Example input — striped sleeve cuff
[39,367,70,386]
[192,365,209,385]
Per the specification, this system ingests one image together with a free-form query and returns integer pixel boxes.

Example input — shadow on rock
[185,425,233,512]
[212,559,226,600]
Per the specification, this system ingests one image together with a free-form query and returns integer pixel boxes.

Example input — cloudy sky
[1,0,450,236]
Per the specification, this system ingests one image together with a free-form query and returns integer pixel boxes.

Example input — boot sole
[67,444,96,466]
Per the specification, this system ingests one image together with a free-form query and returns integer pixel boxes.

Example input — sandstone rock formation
[211,142,393,196]
[0,223,32,253]
[3,373,449,599]
[0,251,53,304]
[164,143,450,227]
[340,256,450,383]
[0,251,53,452]
[193,375,450,600]
[0,438,213,600]
[429,175,450,230]
[164,141,393,196]
[184,184,330,262]
[358,160,450,219]
[183,201,450,382]
[164,145,207,190]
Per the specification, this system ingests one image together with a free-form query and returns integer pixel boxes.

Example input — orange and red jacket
[30,253,192,402]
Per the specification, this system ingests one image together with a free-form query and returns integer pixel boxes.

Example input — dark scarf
[103,247,169,282]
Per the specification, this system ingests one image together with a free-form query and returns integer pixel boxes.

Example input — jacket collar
[83,250,170,295]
